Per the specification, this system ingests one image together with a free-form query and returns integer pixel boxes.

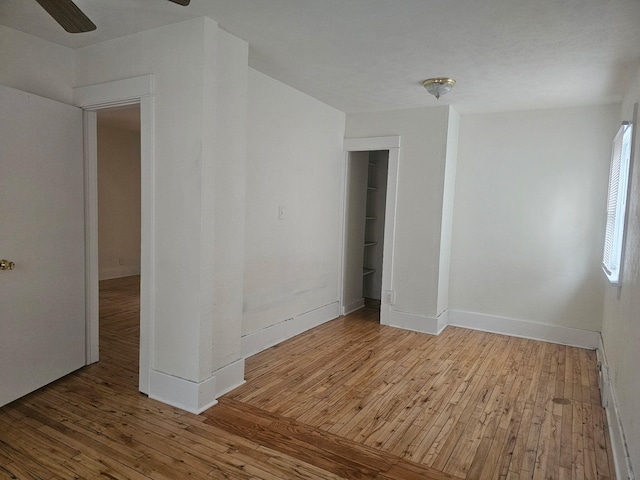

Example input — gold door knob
[0,259,15,270]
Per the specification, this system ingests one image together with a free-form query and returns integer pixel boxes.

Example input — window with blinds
[602,122,633,284]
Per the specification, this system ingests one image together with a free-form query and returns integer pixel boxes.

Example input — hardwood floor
[0,276,615,479]
[225,309,615,480]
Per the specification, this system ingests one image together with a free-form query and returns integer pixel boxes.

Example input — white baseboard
[342,298,365,316]
[148,358,245,414]
[437,309,449,333]
[447,309,600,349]
[382,308,447,335]
[209,358,246,399]
[597,338,634,480]
[242,301,340,358]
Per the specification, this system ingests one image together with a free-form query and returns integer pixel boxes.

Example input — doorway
[341,136,400,327]
[97,105,141,283]
[342,150,389,314]
[74,74,155,395]
[96,105,142,382]
[363,151,388,306]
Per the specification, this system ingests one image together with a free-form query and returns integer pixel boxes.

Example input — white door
[0,84,85,407]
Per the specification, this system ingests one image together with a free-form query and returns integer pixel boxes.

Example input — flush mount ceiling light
[422,78,456,99]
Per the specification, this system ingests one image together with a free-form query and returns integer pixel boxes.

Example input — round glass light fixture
[422,78,456,99]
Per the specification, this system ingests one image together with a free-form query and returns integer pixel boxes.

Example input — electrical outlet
[383,290,394,305]
[278,205,285,220]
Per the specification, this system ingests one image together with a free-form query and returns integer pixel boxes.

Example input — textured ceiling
[2,0,639,114]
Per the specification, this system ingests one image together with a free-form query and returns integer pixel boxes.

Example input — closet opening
[342,150,389,318]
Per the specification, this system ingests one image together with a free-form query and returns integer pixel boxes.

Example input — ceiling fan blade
[34,0,96,33]
[168,0,191,5]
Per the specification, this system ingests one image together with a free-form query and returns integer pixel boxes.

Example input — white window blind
[602,122,633,284]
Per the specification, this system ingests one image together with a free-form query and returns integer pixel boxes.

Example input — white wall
[601,62,640,477]
[450,105,619,331]
[97,119,141,280]
[345,107,453,320]
[77,18,211,382]
[0,26,75,104]
[243,68,345,336]
[76,18,248,388]
[211,29,248,371]
[436,109,460,315]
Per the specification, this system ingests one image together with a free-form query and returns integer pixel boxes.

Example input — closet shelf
[364,241,377,247]
[363,268,376,276]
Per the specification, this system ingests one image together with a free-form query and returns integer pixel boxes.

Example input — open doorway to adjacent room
[96,104,142,386]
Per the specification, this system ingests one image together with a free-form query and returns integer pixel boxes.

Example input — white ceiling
[2,0,640,114]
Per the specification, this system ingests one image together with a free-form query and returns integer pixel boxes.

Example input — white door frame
[73,75,155,394]
[340,136,400,326]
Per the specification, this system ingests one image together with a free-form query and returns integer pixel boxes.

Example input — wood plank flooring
[224,307,615,480]
[0,276,615,479]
